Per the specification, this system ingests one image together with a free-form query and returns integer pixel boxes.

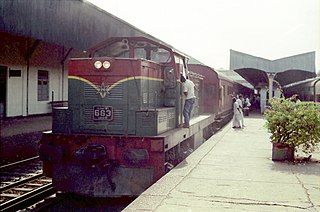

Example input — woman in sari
[232,97,242,128]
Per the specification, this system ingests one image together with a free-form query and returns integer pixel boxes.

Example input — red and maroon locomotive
[39,36,243,197]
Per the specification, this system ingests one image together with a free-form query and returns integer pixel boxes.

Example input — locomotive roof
[88,36,189,59]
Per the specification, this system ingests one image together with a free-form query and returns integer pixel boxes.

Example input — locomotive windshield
[92,39,171,63]
[93,40,130,58]
[134,47,171,63]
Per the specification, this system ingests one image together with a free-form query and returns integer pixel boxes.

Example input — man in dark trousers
[181,75,196,128]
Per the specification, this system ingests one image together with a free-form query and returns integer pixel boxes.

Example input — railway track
[1,156,42,188]
[0,156,132,211]
[0,156,55,211]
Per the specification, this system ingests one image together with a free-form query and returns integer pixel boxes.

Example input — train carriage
[283,77,320,102]
[187,64,220,115]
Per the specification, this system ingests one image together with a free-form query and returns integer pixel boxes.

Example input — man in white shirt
[181,75,196,128]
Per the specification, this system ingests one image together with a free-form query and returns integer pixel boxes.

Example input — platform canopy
[230,50,316,89]
[0,0,162,50]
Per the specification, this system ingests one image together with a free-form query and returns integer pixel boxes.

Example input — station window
[9,69,21,77]
[38,70,49,101]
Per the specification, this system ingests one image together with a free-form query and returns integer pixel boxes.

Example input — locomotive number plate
[93,106,113,121]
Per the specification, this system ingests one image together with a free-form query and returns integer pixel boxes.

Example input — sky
[88,0,320,73]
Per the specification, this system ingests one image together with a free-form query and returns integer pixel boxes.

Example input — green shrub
[264,97,320,155]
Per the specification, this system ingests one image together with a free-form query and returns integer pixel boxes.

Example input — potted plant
[264,97,320,161]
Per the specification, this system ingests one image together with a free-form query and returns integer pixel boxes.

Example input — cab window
[93,39,130,58]
[175,55,188,78]
[150,48,171,63]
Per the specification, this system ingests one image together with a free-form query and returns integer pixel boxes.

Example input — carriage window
[227,86,233,95]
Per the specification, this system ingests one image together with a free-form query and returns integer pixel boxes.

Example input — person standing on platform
[232,97,242,128]
[236,94,245,127]
[245,96,251,108]
[244,96,251,116]
[290,94,301,103]
[181,75,196,128]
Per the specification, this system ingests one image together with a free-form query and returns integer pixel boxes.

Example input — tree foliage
[264,97,320,154]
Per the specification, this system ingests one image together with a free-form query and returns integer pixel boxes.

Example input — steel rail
[0,183,54,211]
[0,156,40,170]
[0,173,43,192]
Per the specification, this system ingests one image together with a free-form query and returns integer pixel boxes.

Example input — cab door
[176,56,189,126]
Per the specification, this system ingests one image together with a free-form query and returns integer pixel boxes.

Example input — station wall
[0,32,86,117]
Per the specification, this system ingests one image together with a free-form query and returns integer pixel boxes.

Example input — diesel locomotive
[39,36,251,197]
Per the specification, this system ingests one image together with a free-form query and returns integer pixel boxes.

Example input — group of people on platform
[232,94,251,129]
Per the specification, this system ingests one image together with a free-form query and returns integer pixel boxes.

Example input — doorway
[0,66,7,118]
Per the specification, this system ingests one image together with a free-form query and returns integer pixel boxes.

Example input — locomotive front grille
[79,78,129,134]
[84,83,98,98]
[84,82,124,99]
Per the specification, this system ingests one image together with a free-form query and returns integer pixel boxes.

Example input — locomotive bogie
[52,163,154,197]
[40,133,166,196]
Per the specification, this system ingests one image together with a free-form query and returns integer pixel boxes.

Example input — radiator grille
[141,114,155,127]
[84,82,124,99]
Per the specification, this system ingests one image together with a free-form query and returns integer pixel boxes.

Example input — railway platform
[123,113,320,211]
[0,114,52,137]
[0,115,52,164]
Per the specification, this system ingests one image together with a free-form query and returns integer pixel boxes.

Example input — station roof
[1,0,316,90]
[230,50,316,89]
[0,0,160,50]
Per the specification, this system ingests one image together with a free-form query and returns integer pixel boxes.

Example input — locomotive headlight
[94,61,102,69]
[103,61,111,69]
